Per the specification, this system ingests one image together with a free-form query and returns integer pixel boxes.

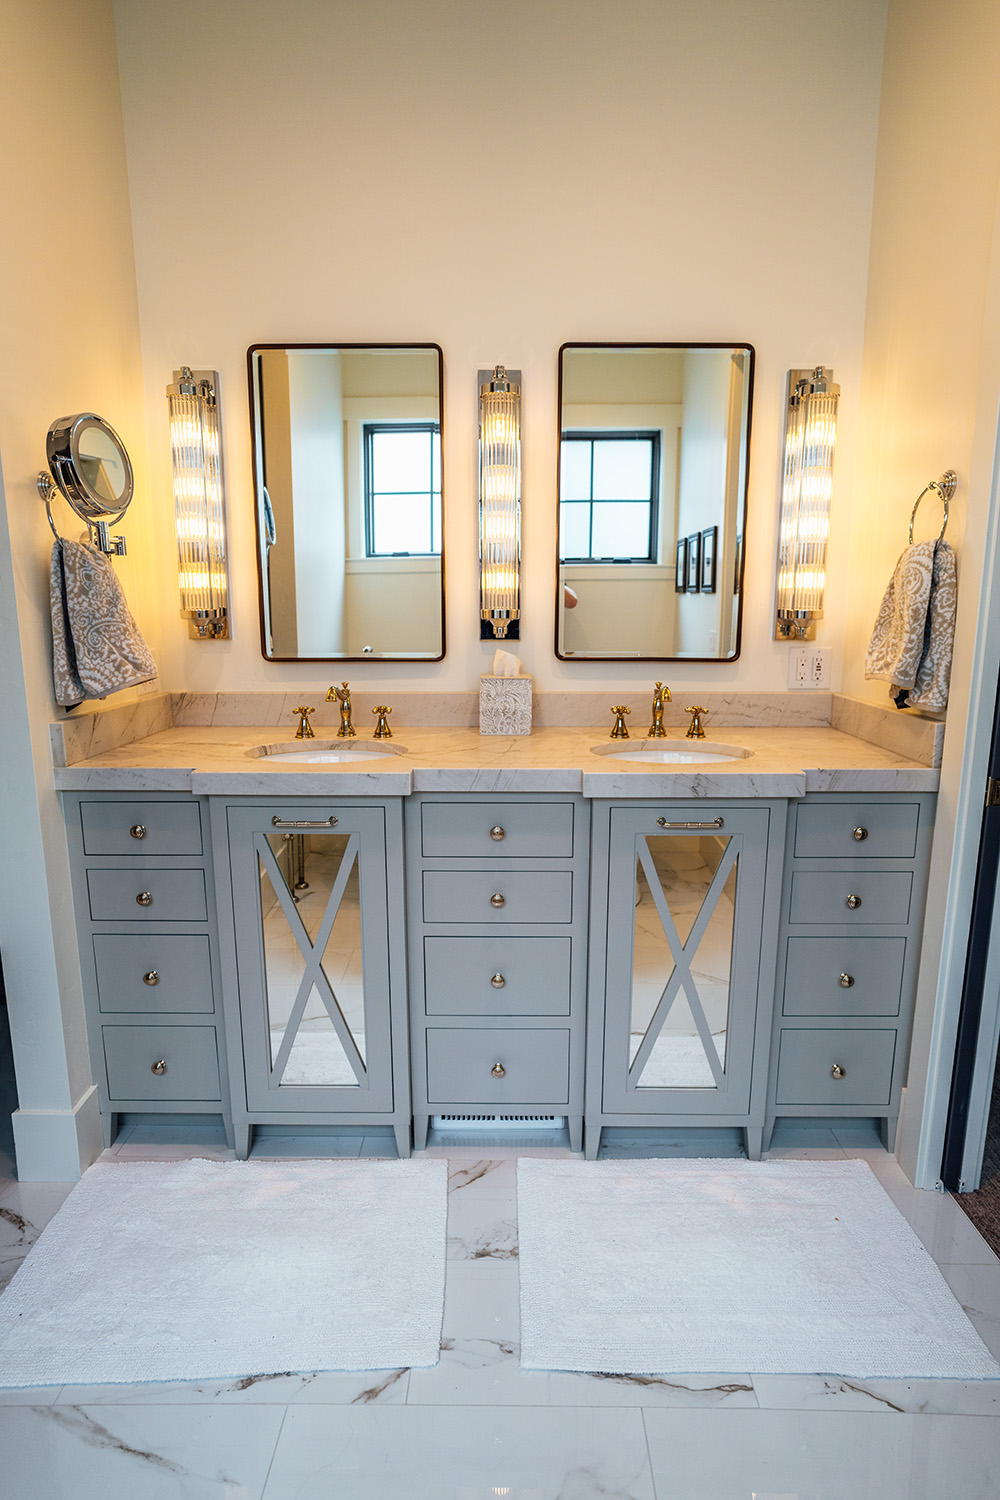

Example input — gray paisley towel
[50,539,157,709]
[865,538,957,711]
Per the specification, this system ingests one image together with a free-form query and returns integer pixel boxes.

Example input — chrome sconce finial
[168,366,230,640]
[479,364,521,640]
[775,365,839,641]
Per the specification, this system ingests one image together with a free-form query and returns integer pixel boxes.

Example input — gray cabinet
[586,800,786,1159]
[62,793,230,1148]
[406,795,590,1150]
[764,793,935,1149]
[215,800,410,1158]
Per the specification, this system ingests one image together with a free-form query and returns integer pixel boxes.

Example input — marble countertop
[51,724,940,797]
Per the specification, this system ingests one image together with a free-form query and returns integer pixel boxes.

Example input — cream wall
[0,0,157,1176]
[112,0,887,696]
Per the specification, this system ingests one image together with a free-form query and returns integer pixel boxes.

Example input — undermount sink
[247,740,405,764]
[591,740,752,765]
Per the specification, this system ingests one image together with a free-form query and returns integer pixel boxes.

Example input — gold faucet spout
[649,682,671,737]
[327,681,356,738]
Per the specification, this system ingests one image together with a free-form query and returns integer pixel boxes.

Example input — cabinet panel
[782,937,905,1017]
[94,934,214,1014]
[774,1027,896,1106]
[426,1027,570,1104]
[421,801,574,859]
[81,799,203,857]
[422,871,573,924]
[788,871,912,925]
[87,869,208,922]
[793,802,919,860]
[103,1024,221,1101]
[423,936,572,1015]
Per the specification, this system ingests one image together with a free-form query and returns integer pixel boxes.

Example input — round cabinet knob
[129,823,146,840]
[142,970,159,987]
[490,892,506,909]
[831,1063,846,1080]
[136,891,153,907]
[852,826,868,842]
[150,1059,167,1076]
[839,972,855,988]
[489,825,506,842]
[491,1062,506,1078]
[491,973,506,989]
[845,894,862,910]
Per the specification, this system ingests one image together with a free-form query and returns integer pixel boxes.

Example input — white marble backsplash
[831,694,945,768]
[49,692,174,768]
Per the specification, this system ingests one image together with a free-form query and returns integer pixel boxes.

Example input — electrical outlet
[788,646,831,689]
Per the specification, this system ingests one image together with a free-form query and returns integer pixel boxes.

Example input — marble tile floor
[1,1119,999,1498]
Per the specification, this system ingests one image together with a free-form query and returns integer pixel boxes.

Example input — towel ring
[909,470,956,545]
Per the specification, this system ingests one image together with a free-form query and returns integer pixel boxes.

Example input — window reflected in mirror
[556,343,753,661]
[249,344,445,661]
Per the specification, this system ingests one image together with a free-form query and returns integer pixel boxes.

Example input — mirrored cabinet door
[227,805,394,1112]
[601,805,771,1115]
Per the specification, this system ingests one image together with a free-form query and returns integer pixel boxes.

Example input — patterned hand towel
[50,539,157,709]
[865,538,957,711]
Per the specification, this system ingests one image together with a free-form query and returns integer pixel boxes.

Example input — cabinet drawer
[102,1025,221,1101]
[421,801,574,859]
[423,936,572,1015]
[774,1028,897,1107]
[425,1027,570,1105]
[793,801,919,860]
[93,934,214,1014]
[422,871,573,924]
[80,800,203,857]
[788,871,912,925]
[86,869,208,922]
[782,937,906,1017]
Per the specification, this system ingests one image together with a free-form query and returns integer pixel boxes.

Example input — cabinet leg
[568,1116,583,1153]
[584,1122,601,1160]
[761,1119,776,1154]
[879,1115,898,1153]
[101,1111,119,1150]
[234,1123,252,1160]
[394,1119,411,1159]
[743,1126,763,1162]
[412,1114,430,1151]
[222,1116,236,1151]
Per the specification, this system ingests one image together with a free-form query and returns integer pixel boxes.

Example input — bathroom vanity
[55,715,939,1159]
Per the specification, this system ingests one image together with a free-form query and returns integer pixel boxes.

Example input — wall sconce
[167,367,229,639]
[775,365,839,641]
[479,365,521,640]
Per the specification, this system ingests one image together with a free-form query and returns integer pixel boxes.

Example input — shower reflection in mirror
[556,343,753,661]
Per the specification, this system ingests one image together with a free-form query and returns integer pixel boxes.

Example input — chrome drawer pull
[490,825,506,841]
[136,891,152,907]
[491,1062,506,1078]
[151,1059,167,1076]
[490,892,506,908]
[271,816,339,829]
[656,817,724,830]
[831,1063,846,1080]
[852,826,868,841]
[491,973,506,989]
[839,972,855,988]
[845,894,862,909]
[129,823,146,840]
[142,970,159,987]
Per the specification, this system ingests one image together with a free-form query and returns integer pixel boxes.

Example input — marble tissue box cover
[480,674,532,735]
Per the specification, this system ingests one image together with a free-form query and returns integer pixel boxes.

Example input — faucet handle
[372,705,393,739]
[292,706,315,740]
[684,705,707,740]
[609,705,631,740]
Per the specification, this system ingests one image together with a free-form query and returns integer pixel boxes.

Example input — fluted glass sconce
[479,365,521,640]
[775,365,839,641]
[167,367,229,639]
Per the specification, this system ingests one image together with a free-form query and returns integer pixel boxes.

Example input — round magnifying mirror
[45,413,134,521]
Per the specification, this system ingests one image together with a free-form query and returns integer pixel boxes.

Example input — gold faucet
[649,682,671,737]
[685,705,707,739]
[292,706,315,740]
[326,681,356,738]
[372,705,393,739]
[609,705,631,739]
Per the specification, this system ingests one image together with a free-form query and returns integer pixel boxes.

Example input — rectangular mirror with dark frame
[556,342,753,661]
[248,343,445,661]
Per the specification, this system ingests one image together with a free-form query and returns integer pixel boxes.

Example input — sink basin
[591,740,751,765]
[247,740,405,765]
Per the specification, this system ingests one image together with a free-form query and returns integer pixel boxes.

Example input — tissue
[492,648,521,678]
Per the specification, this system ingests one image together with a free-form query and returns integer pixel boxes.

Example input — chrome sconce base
[775,610,821,642]
[184,610,229,640]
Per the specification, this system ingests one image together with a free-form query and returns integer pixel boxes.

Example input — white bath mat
[517,1157,1000,1379]
[0,1157,447,1388]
